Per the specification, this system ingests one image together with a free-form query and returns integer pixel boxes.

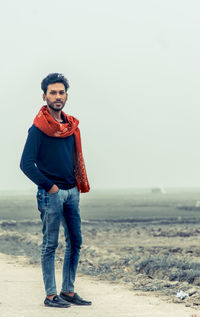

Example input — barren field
[1,189,200,309]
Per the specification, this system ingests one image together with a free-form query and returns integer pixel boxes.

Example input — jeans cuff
[46,289,57,296]
[61,289,74,293]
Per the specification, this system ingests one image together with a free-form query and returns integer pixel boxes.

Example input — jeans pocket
[69,186,80,203]
[48,190,59,195]
[47,190,60,198]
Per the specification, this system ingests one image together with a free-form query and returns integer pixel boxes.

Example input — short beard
[46,99,65,112]
[48,103,65,112]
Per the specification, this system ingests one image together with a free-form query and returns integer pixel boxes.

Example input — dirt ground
[0,253,198,317]
[1,190,200,315]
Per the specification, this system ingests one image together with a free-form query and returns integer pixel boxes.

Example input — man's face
[43,82,68,112]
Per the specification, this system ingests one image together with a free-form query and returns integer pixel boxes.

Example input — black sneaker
[44,295,71,308]
[60,292,92,306]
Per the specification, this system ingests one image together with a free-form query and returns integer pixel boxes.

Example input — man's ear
[42,93,46,101]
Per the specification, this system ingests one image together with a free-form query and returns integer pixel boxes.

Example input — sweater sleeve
[20,125,54,191]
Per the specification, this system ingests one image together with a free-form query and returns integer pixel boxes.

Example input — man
[20,73,91,308]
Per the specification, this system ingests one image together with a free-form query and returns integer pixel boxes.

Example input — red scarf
[33,106,90,193]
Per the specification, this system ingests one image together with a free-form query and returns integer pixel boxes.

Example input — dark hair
[41,73,70,94]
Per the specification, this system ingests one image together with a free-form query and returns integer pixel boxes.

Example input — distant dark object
[151,187,166,194]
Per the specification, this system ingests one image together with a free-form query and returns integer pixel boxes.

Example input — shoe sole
[44,303,71,308]
[68,302,92,305]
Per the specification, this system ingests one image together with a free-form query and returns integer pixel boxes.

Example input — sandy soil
[2,218,200,305]
[2,191,200,316]
[0,253,198,317]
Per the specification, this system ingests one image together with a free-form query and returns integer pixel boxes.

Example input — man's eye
[60,91,65,95]
[50,91,56,95]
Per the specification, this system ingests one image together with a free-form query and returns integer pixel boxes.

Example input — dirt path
[0,253,198,317]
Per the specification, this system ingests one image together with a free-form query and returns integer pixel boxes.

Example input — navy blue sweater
[20,124,76,191]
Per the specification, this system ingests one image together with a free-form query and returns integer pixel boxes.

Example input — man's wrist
[47,184,59,193]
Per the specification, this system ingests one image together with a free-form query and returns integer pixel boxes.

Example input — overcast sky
[1,0,200,191]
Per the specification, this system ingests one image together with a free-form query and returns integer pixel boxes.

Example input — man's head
[41,73,70,112]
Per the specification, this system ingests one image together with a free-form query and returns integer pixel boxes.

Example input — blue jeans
[36,186,82,295]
